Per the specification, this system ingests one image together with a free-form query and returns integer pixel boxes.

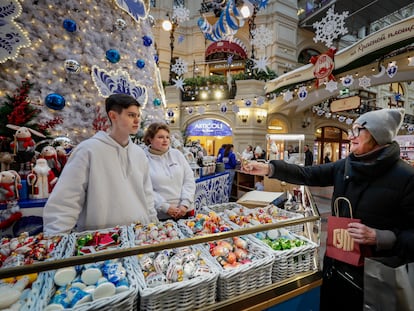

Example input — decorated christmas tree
[0,0,166,144]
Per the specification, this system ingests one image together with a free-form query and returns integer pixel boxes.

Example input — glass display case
[266,134,305,165]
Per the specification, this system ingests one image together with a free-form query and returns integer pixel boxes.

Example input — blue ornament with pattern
[45,93,66,110]
[106,49,121,63]
[63,19,77,32]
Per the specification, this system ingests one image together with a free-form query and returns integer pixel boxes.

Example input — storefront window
[314,126,349,164]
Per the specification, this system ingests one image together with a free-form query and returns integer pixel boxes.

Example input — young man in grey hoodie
[43,93,158,234]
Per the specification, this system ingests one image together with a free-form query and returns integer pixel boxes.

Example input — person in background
[143,122,196,220]
[43,93,158,234]
[242,108,414,311]
[324,152,331,163]
[241,144,254,160]
[217,144,238,196]
[253,146,265,161]
[216,144,227,162]
[304,144,314,166]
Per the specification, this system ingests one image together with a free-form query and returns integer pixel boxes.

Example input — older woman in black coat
[243,108,414,311]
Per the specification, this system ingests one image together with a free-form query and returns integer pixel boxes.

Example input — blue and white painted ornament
[220,103,227,113]
[187,107,194,115]
[298,86,308,101]
[136,59,145,69]
[386,61,398,78]
[244,99,252,107]
[63,19,77,32]
[45,93,66,110]
[106,49,121,63]
[64,59,81,74]
[341,75,354,87]
[167,109,174,118]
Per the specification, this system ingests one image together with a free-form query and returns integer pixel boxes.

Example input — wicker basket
[264,233,318,283]
[35,226,139,311]
[178,211,274,301]
[129,220,219,311]
[136,250,218,311]
[0,233,68,311]
[208,202,304,234]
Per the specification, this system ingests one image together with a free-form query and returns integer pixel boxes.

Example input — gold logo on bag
[333,229,354,251]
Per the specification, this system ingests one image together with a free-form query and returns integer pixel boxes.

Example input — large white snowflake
[252,56,269,74]
[171,58,188,76]
[325,80,338,92]
[173,5,190,23]
[358,76,371,89]
[283,90,293,102]
[313,5,349,48]
[251,25,273,49]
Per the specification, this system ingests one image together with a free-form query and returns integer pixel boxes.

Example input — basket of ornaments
[254,228,318,282]
[177,208,274,301]
[129,220,219,311]
[0,232,67,310]
[37,226,140,311]
[210,202,305,235]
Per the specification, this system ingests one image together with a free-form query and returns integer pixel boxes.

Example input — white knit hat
[354,108,404,145]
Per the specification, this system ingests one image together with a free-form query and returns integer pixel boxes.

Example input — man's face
[110,106,141,135]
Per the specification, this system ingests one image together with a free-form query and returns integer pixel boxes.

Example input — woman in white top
[143,122,196,220]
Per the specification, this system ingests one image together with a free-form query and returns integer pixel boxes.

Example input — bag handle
[334,197,354,218]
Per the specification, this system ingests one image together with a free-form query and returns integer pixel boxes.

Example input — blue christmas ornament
[154,54,159,64]
[142,35,153,47]
[153,98,161,106]
[106,49,121,63]
[136,59,145,69]
[245,99,252,107]
[167,109,174,117]
[45,93,65,110]
[63,19,77,32]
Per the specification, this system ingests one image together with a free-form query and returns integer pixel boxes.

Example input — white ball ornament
[64,59,81,74]
[115,18,127,31]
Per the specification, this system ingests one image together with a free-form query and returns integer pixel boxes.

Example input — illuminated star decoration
[283,90,293,102]
[325,80,338,92]
[0,0,31,64]
[358,76,371,89]
[252,56,269,74]
[172,76,185,91]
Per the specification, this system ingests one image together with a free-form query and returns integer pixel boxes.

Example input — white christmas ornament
[251,25,273,49]
[252,56,269,74]
[325,80,338,92]
[313,5,349,48]
[283,90,293,102]
[358,76,371,89]
[172,77,185,91]
[171,58,188,76]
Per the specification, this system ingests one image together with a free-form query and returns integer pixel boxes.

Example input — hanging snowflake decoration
[346,118,353,125]
[283,90,293,102]
[252,56,269,74]
[171,58,188,76]
[256,96,265,106]
[313,5,349,48]
[251,25,273,49]
[232,105,240,113]
[341,75,354,87]
[172,76,185,91]
[173,5,190,23]
[325,80,338,92]
[298,86,308,101]
[386,61,398,78]
[358,76,371,89]
[198,106,205,114]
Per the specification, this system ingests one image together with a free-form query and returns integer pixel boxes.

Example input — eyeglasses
[348,127,366,138]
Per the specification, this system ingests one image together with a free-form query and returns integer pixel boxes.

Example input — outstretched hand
[241,161,270,176]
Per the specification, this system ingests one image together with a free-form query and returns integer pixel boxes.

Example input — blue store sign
[186,119,232,136]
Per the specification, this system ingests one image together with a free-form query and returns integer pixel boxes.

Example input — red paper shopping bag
[326,197,369,267]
